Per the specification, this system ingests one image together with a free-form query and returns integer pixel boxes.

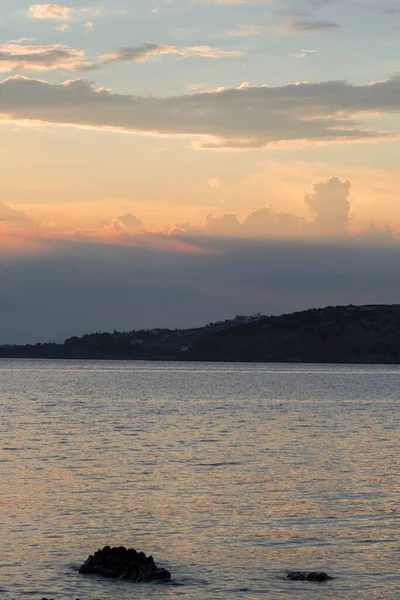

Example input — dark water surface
[1,360,399,599]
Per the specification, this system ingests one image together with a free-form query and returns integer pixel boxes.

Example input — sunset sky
[1,0,400,342]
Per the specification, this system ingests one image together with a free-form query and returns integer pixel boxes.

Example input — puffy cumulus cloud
[205,212,242,235]
[1,75,400,148]
[0,42,95,73]
[97,214,214,255]
[243,205,302,236]
[0,202,29,223]
[28,4,75,20]
[305,177,351,235]
[117,213,145,232]
[203,205,303,237]
[355,223,395,244]
[103,212,145,237]
[168,222,201,236]
[102,43,242,63]
[27,4,126,22]
[201,177,382,239]
[5,176,396,245]
[70,177,395,243]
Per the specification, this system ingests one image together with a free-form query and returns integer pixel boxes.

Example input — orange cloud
[28,4,75,20]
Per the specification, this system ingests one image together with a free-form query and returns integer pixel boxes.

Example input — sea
[0,360,399,600]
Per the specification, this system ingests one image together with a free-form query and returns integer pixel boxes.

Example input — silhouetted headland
[2,305,400,364]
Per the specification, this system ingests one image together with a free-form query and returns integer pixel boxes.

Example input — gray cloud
[194,0,399,14]
[0,40,237,74]
[1,75,400,147]
[2,236,400,344]
[102,43,242,63]
[356,223,395,243]
[279,19,338,33]
[0,42,95,73]
[117,213,145,232]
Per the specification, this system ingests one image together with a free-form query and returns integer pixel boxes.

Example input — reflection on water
[0,360,399,599]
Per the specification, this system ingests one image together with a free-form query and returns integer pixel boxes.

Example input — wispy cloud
[192,0,271,4]
[229,24,269,37]
[293,48,317,58]
[279,19,338,34]
[0,40,239,74]
[0,42,95,72]
[102,43,242,63]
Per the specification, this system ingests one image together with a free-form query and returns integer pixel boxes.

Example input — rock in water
[78,546,171,582]
[287,571,333,582]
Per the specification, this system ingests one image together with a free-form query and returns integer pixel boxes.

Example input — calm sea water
[1,360,399,600]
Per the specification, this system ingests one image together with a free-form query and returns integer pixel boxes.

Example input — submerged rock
[78,546,171,582]
[287,571,333,582]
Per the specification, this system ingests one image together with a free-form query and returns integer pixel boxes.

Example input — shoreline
[1,356,400,366]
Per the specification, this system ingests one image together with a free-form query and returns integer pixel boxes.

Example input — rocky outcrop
[78,546,171,582]
[287,571,333,582]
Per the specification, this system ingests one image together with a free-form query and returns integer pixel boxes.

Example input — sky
[0,0,400,343]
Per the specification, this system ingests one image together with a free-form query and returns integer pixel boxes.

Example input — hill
[0,315,261,361]
[1,305,400,364]
[187,304,400,364]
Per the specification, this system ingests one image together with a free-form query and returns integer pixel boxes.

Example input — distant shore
[1,356,400,366]
[2,304,400,365]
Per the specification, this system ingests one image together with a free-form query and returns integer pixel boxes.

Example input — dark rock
[78,546,171,582]
[287,571,333,582]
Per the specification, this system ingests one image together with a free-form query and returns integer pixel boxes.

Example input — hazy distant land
[1,305,400,364]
